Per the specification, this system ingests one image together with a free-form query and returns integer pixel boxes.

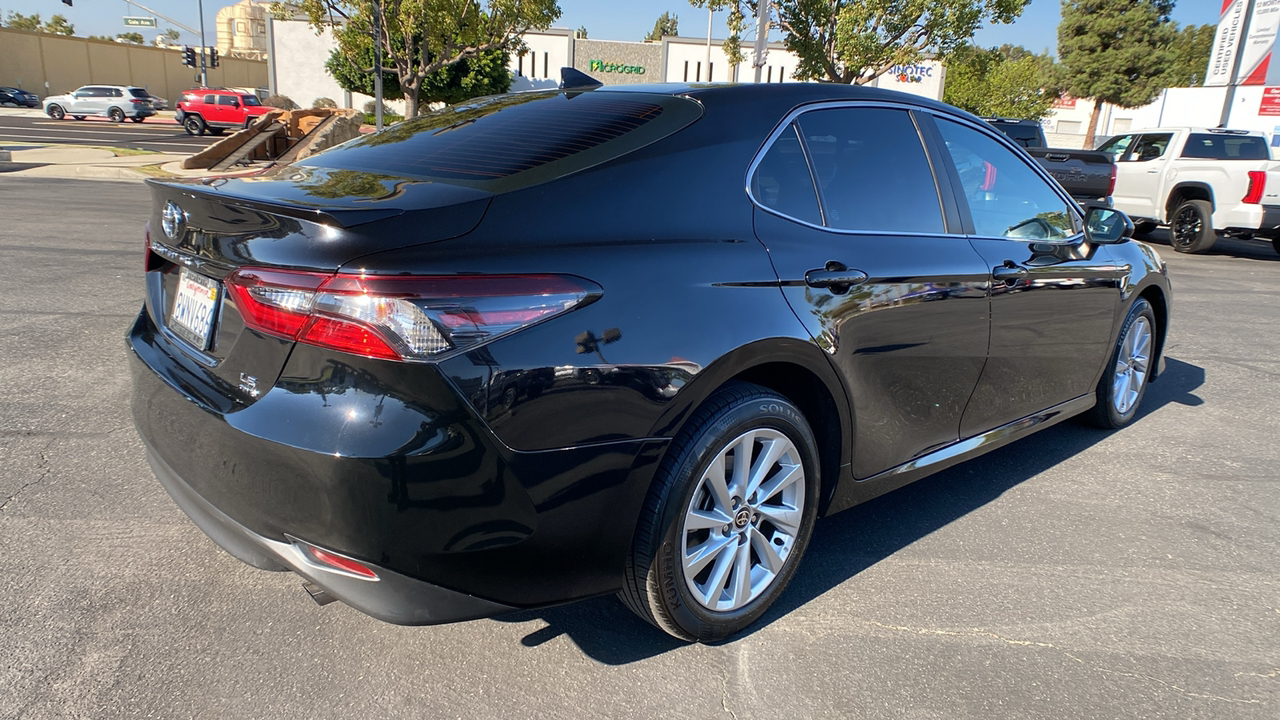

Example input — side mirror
[1084,205,1133,244]
[232,100,240,108]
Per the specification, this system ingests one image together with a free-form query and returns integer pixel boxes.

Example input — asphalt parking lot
[1,177,1277,719]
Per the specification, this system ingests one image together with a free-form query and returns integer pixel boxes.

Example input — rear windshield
[990,122,1043,148]
[129,88,149,99]
[1181,133,1270,160]
[298,91,703,192]
[241,95,261,106]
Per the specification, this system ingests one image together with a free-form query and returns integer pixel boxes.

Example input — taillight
[1243,171,1266,204]
[1107,163,1117,197]
[293,539,378,580]
[143,224,164,271]
[224,269,600,362]
[130,98,144,104]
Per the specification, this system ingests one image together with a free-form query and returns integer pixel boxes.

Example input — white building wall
[509,30,572,91]
[663,38,744,83]
[270,19,405,114]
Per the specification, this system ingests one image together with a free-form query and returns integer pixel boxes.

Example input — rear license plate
[170,268,219,350]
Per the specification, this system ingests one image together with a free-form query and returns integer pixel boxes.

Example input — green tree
[944,44,1058,120]
[43,14,75,36]
[575,25,587,39]
[117,32,146,44]
[4,12,43,32]
[645,12,678,41]
[327,44,512,106]
[1058,0,1176,147]
[690,0,1029,84]
[1165,23,1215,87]
[163,28,182,44]
[294,0,559,118]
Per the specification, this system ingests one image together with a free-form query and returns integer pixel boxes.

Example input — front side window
[241,95,262,106]
[794,107,945,234]
[751,124,822,225]
[1097,134,1135,161]
[217,95,239,106]
[936,118,1075,241]
[1129,133,1174,162]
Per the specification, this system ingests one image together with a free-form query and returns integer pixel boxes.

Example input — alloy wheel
[680,428,805,612]
[1112,316,1152,415]
[1172,207,1201,249]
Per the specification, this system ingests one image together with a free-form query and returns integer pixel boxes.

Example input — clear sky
[0,0,1224,57]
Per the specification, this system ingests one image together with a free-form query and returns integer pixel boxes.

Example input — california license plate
[170,268,219,350]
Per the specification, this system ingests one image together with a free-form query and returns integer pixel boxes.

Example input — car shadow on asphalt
[491,357,1205,664]
[1142,229,1280,262]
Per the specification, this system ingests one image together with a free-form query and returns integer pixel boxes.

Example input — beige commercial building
[216,0,270,61]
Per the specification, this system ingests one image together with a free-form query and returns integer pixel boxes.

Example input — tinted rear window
[1181,133,1269,160]
[990,122,1043,148]
[129,88,149,98]
[299,91,703,191]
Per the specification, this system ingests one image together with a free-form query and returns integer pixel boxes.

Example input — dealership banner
[1207,0,1280,86]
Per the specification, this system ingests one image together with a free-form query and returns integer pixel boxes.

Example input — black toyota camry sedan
[129,81,1170,642]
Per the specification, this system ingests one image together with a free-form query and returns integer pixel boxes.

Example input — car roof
[1125,126,1265,136]
[593,81,964,118]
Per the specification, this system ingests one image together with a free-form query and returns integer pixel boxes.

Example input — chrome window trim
[745,99,956,236]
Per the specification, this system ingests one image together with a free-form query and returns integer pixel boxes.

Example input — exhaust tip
[302,581,337,606]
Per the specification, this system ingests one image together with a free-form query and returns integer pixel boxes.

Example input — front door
[751,105,991,479]
[928,116,1128,436]
[1105,132,1175,221]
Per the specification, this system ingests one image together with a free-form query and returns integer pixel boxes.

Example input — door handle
[805,262,868,293]
[992,261,1028,284]
[1146,169,1160,174]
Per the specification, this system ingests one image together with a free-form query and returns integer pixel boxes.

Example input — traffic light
[181,46,195,68]
[209,48,220,69]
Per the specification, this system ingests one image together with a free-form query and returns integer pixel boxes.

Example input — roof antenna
[560,67,603,91]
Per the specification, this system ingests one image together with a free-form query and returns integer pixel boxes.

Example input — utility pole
[197,0,208,87]
[373,0,383,130]
[752,0,768,83]
[1219,0,1256,127]
[705,8,713,82]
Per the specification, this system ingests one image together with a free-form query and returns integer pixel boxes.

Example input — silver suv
[43,85,157,123]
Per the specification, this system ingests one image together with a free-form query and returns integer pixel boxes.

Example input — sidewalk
[0,144,205,180]
[0,106,179,124]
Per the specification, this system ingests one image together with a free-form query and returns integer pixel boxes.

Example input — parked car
[985,117,1116,206]
[130,82,1170,642]
[0,86,40,108]
[1097,127,1280,255]
[42,85,156,122]
[144,92,168,112]
[174,87,273,136]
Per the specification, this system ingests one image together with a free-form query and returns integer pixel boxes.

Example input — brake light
[130,98,145,104]
[143,224,164,271]
[224,269,600,361]
[1244,171,1266,204]
[1107,163,1117,197]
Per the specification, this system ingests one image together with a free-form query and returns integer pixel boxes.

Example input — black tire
[1133,221,1157,236]
[1169,199,1216,253]
[1088,298,1156,429]
[47,104,65,120]
[208,127,226,136]
[183,115,206,136]
[129,116,144,123]
[108,107,125,123]
[244,118,255,130]
[620,382,821,642]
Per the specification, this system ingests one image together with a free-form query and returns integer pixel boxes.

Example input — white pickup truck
[1097,127,1280,255]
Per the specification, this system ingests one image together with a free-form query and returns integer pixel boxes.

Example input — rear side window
[217,95,239,106]
[204,94,216,104]
[794,107,945,234]
[300,91,703,191]
[991,122,1043,148]
[111,88,123,97]
[128,88,149,98]
[752,124,822,225]
[1181,133,1269,160]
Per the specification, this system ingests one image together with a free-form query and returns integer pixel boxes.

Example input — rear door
[215,94,241,125]
[926,115,1127,435]
[751,103,992,479]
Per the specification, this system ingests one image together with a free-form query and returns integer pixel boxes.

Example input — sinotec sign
[590,60,646,75]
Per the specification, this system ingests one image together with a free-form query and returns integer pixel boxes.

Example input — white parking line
[1,125,190,138]
[29,121,182,131]
[0,133,207,151]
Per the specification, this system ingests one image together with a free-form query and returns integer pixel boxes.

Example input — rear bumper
[147,447,517,624]
[127,307,664,616]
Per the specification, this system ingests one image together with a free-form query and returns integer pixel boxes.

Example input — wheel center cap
[733,508,751,529]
